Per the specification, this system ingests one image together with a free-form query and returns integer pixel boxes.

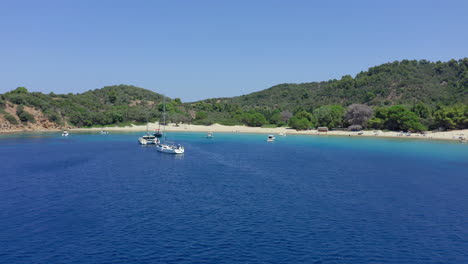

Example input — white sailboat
[156,97,185,154]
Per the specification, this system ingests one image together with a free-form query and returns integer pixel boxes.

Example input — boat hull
[156,144,184,154]
[138,138,160,145]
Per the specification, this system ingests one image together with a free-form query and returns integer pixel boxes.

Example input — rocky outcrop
[0,103,63,132]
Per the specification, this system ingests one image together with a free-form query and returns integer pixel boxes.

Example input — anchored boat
[156,97,185,154]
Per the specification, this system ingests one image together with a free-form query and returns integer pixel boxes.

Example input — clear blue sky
[0,0,467,101]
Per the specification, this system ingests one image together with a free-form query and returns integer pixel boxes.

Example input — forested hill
[0,85,177,130]
[197,58,468,110]
[0,58,467,132]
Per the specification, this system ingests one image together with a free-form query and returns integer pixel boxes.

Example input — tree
[239,112,267,127]
[280,110,293,123]
[368,117,384,129]
[295,111,314,122]
[314,105,345,128]
[159,101,176,113]
[108,91,117,104]
[288,110,314,130]
[384,105,426,132]
[434,105,468,129]
[345,104,373,128]
[9,87,28,94]
[268,110,281,125]
[16,105,36,123]
[411,102,430,119]
[195,111,208,120]
[338,75,355,89]
[288,116,312,130]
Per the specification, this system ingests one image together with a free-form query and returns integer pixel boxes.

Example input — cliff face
[0,103,64,132]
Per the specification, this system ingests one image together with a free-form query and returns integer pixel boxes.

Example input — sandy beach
[70,122,468,142]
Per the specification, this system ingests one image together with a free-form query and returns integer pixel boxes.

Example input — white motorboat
[278,132,286,136]
[100,130,109,135]
[62,131,69,137]
[267,135,275,142]
[206,131,214,138]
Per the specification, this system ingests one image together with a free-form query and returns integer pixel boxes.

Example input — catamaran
[138,133,160,145]
[138,124,161,145]
[155,97,185,154]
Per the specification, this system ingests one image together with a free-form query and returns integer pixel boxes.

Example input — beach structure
[318,127,328,133]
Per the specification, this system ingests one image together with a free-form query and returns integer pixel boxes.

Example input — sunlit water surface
[1,132,467,264]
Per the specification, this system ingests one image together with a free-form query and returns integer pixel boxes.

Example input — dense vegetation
[0,85,190,128]
[188,58,468,131]
[1,58,467,131]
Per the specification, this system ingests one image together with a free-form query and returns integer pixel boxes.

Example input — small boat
[62,131,69,137]
[267,135,275,142]
[206,131,214,138]
[100,130,109,135]
[278,132,286,136]
[154,129,163,139]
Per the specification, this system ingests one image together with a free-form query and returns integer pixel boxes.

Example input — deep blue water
[0,132,467,264]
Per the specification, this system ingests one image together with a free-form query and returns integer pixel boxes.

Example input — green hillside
[197,58,467,110]
[1,59,467,132]
[186,58,467,131]
[0,85,183,128]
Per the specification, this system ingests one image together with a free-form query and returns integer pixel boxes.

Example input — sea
[0,132,467,264]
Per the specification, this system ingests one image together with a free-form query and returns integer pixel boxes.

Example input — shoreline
[2,122,466,142]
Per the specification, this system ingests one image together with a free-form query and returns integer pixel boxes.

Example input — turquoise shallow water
[0,132,467,263]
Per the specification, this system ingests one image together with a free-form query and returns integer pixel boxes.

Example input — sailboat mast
[163,96,166,125]
[163,96,166,143]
